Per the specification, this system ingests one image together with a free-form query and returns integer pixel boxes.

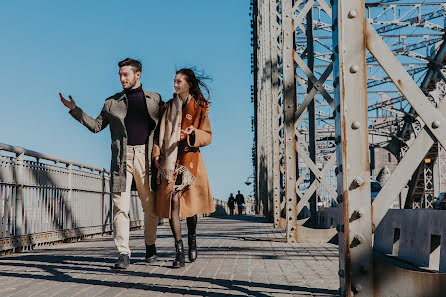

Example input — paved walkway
[0,216,339,297]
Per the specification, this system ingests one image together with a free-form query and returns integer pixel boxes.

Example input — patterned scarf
[158,94,203,191]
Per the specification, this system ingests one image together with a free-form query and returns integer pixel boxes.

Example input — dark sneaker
[145,244,158,264]
[114,254,130,269]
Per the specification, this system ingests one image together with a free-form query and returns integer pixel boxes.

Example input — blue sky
[0,1,254,201]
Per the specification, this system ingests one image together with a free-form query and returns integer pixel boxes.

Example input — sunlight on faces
[174,73,191,98]
[119,65,141,90]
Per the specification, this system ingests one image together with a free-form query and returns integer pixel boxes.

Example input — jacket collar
[116,90,126,101]
[116,89,158,122]
[143,90,159,122]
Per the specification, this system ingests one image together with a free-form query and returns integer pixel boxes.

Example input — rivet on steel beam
[352,284,362,294]
[333,77,339,88]
[432,120,441,129]
[338,269,345,277]
[354,234,365,244]
[348,9,358,19]
[351,121,360,129]
[350,65,359,73]
[353,176,364,187]
[360,265,369,273]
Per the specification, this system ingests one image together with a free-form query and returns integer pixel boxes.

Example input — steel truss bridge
[252,0,446,296]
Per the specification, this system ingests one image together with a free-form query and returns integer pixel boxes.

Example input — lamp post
[245,176,254,186]
[244,176,255,214]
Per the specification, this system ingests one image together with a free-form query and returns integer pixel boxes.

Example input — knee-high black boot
[173,239,185,268]
[186,215,198,262]
[188,233,197,262]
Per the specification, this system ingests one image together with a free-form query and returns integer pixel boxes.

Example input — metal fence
[0,143,228,254]
[0,143,116,253]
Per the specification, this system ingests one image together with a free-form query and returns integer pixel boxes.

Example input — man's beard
[125,79,138,90]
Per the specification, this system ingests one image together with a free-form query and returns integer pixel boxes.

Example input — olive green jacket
[69,90,162,193]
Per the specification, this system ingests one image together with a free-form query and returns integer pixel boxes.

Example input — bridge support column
[268,0,282,229]
[333,0,374,295]
[281,0,298,242]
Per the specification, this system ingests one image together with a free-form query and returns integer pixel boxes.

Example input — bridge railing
[0,143,228,254]
[0,143,116,253]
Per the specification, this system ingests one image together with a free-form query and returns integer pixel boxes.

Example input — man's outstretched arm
[60,93,109,133]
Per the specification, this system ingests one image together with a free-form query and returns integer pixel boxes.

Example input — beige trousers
[112,145,158,256]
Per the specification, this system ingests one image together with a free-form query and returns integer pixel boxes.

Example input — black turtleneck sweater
[124,85,156,145]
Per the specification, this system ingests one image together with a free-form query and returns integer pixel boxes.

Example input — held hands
[59,93,76,111]
[183,125,195,135]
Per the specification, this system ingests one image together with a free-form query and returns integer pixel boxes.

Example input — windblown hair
[176,68,211,107]
[118,58,142,73]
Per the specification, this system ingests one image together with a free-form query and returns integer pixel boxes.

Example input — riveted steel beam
[333,0,374,295]
[282,0,298,242]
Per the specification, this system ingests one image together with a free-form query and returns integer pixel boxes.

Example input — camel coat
[153,103,215,218]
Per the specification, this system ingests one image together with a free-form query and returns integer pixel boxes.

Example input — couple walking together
[60,58,215,269]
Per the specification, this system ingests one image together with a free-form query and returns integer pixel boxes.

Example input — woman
[153,68,215,268]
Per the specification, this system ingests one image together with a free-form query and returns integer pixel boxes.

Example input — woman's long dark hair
[176,68,211,107]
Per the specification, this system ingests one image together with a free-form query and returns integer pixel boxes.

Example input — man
[60,58,161,269]
[235,190,245,215]
[228,193,235,216]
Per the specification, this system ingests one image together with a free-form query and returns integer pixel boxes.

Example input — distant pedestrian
[236,190,245,215]
[228,193,235,215]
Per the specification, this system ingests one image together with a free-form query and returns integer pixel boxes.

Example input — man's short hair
[118,58,142,73]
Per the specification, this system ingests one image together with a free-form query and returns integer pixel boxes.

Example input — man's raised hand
[59,93,76,111]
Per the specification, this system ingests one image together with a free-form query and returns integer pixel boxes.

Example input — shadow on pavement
[0,259,338,296]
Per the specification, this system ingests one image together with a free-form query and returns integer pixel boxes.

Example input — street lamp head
[245,180,252,186]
